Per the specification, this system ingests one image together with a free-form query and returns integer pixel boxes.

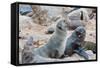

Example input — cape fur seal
[35,19,68,58]
[21,16,70,63]
[63,26,89,60]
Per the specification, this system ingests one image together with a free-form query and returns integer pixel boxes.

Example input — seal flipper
[74,47,89,60]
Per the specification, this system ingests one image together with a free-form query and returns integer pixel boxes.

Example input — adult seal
[35,19,68,58]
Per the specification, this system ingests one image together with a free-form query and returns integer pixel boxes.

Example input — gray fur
[34,19,68,61]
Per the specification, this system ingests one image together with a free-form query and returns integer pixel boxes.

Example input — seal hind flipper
[74,47,89,60]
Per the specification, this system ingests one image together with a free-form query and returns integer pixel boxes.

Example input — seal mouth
[78,35,81,38]
[76,31,82,38]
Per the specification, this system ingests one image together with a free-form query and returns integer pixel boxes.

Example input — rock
[55,50,96,62]
[19,4,32,15]
[26,12,33,17]
[41,6,64,18]
[35,50,96,63]
[45,27,55,34]
[31,5,41,15]
[67,8,89,22]
[85,30,96,43]
[19,15,34,38]
[64,50,96,61]
[83,41,96,54]
[67,20,85,30]
[86,50,96,60]
[59,50,96,62]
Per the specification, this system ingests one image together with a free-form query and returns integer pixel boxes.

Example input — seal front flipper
[74,47,89,60]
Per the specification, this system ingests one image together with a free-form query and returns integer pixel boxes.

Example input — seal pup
[62,26,89,60]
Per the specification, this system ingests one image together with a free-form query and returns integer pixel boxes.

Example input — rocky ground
[19,6,96,63]
[19,17,96,62]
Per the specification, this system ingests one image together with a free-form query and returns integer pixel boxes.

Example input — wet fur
[63,26,89,59]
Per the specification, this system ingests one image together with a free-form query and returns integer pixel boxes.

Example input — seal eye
[58,26,62,30]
